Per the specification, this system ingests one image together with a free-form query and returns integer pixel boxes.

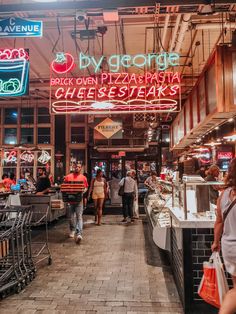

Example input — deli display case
[145,176,225,314]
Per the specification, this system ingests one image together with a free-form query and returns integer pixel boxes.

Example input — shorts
[92,192,105,200]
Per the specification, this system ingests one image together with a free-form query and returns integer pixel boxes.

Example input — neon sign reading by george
[0,48,29,97]
[50,51,181,114]
[51,52,179,74]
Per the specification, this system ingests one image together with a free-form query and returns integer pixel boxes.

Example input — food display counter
[145,178,225,314]
[20,193,65,224]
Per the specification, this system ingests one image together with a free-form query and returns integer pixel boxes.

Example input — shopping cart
[20,194,53,266]
[0,206,36,299]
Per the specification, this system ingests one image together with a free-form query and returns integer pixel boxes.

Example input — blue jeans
[68,201,83,235]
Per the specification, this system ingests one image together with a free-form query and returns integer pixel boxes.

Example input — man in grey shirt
[119,171,137,222]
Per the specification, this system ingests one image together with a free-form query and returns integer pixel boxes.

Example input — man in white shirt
[119,171,136,222]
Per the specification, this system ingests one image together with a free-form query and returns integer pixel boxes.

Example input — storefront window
[21,108,34,124]
[71,115,85,123]
[70,149,85,170]
[20,150,34,179]
[20,128,34,144]
[71,127,85,143]
[4,128,17,144]
[38,107,50,124]
[4,108,18,124]
[38,128,50,144]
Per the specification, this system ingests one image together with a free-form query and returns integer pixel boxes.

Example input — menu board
[206,64,217,113]
[192,89,198,128]
[198,77,206,122]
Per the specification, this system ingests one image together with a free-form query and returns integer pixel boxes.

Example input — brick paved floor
[0,215,183,314]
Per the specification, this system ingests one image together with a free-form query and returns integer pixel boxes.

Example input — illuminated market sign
[94,118,123,139]
[0,48,29,96]
[50,52,181,114]
[0,17,42,38]
[20,151,34,163]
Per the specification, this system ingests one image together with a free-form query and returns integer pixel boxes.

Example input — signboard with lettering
[0,17,42,38]
[94,118,123,139]
[0,48,29,96]
[50,52,181,114]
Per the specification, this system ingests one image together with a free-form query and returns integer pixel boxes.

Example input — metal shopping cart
[0,206,36,299]
[20,196,52,266]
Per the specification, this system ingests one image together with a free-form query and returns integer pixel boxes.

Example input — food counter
[20,193,65,224]
[145,178,226,314]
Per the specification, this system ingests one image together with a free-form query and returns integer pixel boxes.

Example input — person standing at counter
[205,165,220,204]
[144,171,160,193]
[36,168,51,195]
[212,158,236,314]
[64,163,88,244]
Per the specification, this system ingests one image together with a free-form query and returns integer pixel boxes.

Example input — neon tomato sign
[50,52,181,114]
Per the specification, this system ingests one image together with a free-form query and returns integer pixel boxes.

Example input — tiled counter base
[169,220,232,314]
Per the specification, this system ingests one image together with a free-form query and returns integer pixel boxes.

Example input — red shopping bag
[198,252,229,308]
[198,259,220,308]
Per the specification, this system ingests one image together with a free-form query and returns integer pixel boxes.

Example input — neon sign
[20,151,34,163]
[4,150,17,163]
[217,152,233,160]
[50,52,181,114]
[0,48,29,97]
[38,150,51,164]
[51,52,179,74]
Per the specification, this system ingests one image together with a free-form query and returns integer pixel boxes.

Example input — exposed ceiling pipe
[175,13,191,53]
[194,22,236,30]
[160,13,170,51]
[169,14,181,51]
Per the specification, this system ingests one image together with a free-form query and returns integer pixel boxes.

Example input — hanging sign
[0,48,29,96]
[94,118,123,139]
[0,17,42,38]
[50,52,181,114]
[217,152,233,160]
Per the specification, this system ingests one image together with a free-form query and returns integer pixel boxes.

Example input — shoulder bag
[223,197,236,223]
[118,178,126,196]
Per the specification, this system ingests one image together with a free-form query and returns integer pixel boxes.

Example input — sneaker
[131,218,135,223]
[69,231,75,238]
[121,218,127,222]
[75,234,82,244]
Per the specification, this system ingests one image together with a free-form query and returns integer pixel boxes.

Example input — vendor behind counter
[36,167,51,195]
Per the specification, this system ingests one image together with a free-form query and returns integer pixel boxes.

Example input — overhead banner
[94,118,123,139]
[50,52,181,114]
[0,17,42,38]
[0,48,29,96]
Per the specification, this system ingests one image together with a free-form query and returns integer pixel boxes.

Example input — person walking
[88,169,107,226]
[211,158,236,314]
[64,163,88,244]
[119,171,136,223]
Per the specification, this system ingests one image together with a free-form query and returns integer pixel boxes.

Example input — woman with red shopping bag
[211,158,236,314]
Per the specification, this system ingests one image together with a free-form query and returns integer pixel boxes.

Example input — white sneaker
[69,231,75,238]
[75,234,82,244]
